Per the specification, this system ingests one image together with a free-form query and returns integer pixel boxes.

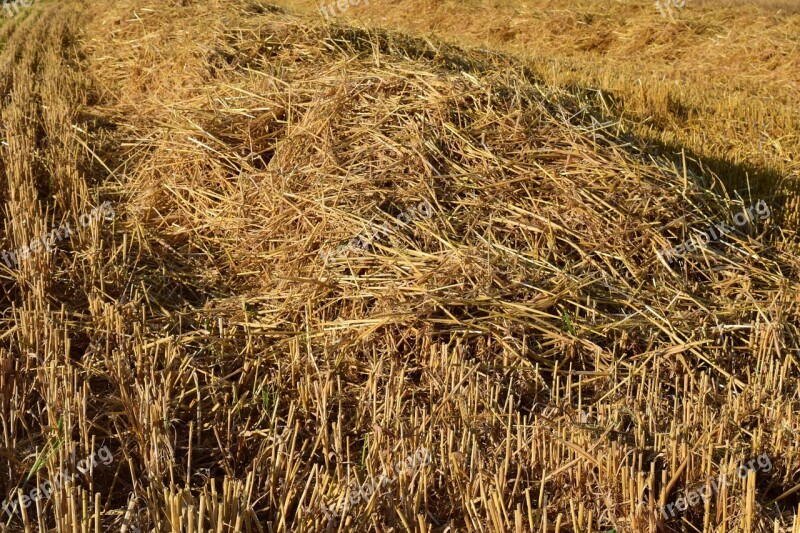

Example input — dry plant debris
[0,0,798,532]
[268,0,800,213]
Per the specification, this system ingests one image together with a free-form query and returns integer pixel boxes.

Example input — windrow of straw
[270,0,800,205]
[0,0,797,531]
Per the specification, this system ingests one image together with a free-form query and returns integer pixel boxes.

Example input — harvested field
[273,0,800,200]
[0,1,798,532]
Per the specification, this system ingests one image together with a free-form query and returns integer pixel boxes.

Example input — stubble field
[0,0,798,532]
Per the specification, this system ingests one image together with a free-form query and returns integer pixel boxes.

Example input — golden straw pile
[0,0,798,531]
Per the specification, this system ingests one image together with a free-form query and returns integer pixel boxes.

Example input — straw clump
[0,0,797,531]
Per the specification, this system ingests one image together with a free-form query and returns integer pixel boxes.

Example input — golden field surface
[0,0,798,532]
[277,0,800,198]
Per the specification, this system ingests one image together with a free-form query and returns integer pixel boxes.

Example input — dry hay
[267,0,800,211]
[0,0,798,531]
